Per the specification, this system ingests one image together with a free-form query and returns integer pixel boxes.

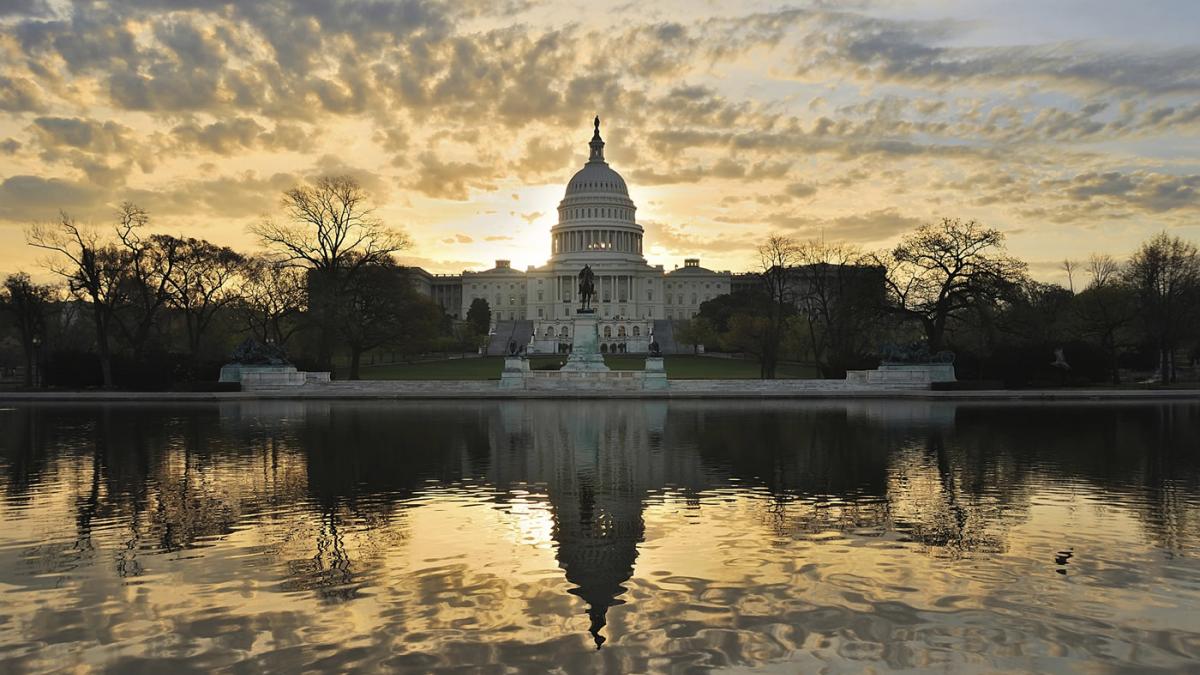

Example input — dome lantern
[589,115,605,163]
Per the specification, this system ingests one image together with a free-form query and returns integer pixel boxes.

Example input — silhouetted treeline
[693,222,1200,385]
[0,176,466,389]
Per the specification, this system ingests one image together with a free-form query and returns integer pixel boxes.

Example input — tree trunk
[1108,341,1120,385]
[22,341,33,387]
[1160,341,1171,384]
[349,348,362,380]
[94,308,114,388]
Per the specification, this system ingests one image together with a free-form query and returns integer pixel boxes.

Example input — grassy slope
[357,355,817,380]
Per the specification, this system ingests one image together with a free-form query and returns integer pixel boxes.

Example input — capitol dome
[551,117,644,263]
[565,121,629,196]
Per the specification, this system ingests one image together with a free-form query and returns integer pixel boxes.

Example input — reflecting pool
[1,400,1199,672]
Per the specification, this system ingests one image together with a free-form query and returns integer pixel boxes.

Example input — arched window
[600,343,609,353]
[618,325,626,337]
[603,325,612,338]
[633,326,641,337]
[560,326,569,337]
[545,326,554,336]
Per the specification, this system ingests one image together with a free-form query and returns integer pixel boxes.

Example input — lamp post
[31,335,41,389]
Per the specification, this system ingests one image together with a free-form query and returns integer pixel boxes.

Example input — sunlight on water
[0,400,1198,672]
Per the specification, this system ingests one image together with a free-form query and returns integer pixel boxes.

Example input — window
[691,293,697,304]
[537,291,543,301]
[618,325,626,337]
[603,325,612,338]
[633,326,641,337]
[546,326,554,336]
[538,308,543,318]
[666,295,672,305]
[560,326,569,337]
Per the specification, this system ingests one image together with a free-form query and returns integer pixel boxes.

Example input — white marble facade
[448,118,730,354]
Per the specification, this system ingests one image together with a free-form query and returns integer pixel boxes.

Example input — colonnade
[552,230,643,255]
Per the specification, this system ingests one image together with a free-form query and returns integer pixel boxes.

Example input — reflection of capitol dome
[554,477,643,649]
[551,117,644,264]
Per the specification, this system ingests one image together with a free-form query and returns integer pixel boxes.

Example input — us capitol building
[411,117,735,354]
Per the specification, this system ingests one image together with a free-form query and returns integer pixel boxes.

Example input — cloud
[0,76,45,111]
[31,117,135,154]
[793,11,1200,96]
[0,175,107,221]
[1,1,1198,276]
[411,152,498,200]
[0,0,50,17]
[519,211,542,223]
[169,117,316,155]
[642,220,758,253]
[441,233,473,244]
[1054,171,1200,213]
[785,182,817,199]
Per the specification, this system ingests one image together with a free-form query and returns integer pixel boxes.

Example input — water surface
[1,400,1199,672]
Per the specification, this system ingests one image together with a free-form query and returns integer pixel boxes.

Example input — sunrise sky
[1,0,1198,281]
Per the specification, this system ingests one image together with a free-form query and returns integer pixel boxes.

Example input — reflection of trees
[661,402,897,536]
[2,398,1200,661]
[947,403,1200,553]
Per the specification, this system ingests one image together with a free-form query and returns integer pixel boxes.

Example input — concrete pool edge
[1,385,1198,402]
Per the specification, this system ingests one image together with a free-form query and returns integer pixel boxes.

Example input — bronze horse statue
[578,265,596,311]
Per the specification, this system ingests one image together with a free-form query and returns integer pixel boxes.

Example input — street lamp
[31,335,41,389]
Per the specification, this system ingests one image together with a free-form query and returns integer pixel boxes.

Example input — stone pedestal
[499,356,530,389]
[643,356,668,390]
[219,363,303,385]
[845,362,956,386]
[561,312,610,373]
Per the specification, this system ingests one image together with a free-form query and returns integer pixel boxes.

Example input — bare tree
[1061,259,1078,294]
[1087,253,1120,287]
[1125,233,1200,383]
[873,218,1026,352]
[1,273,58,386]
[110,203,178,355]
[757,235,802,378]
[27,212,130,386]
[792,240,886,377]
[251,176,410,371]
[239,257,307,348]
[158,235,246,358]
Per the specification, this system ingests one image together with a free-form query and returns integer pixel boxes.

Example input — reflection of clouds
[0,401,1198,670]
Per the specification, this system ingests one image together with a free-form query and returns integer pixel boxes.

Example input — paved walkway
[1,380,1198,401]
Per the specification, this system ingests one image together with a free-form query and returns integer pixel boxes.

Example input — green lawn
[357,355,817,380]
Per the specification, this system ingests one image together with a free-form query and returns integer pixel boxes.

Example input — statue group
[578,265,596,312]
